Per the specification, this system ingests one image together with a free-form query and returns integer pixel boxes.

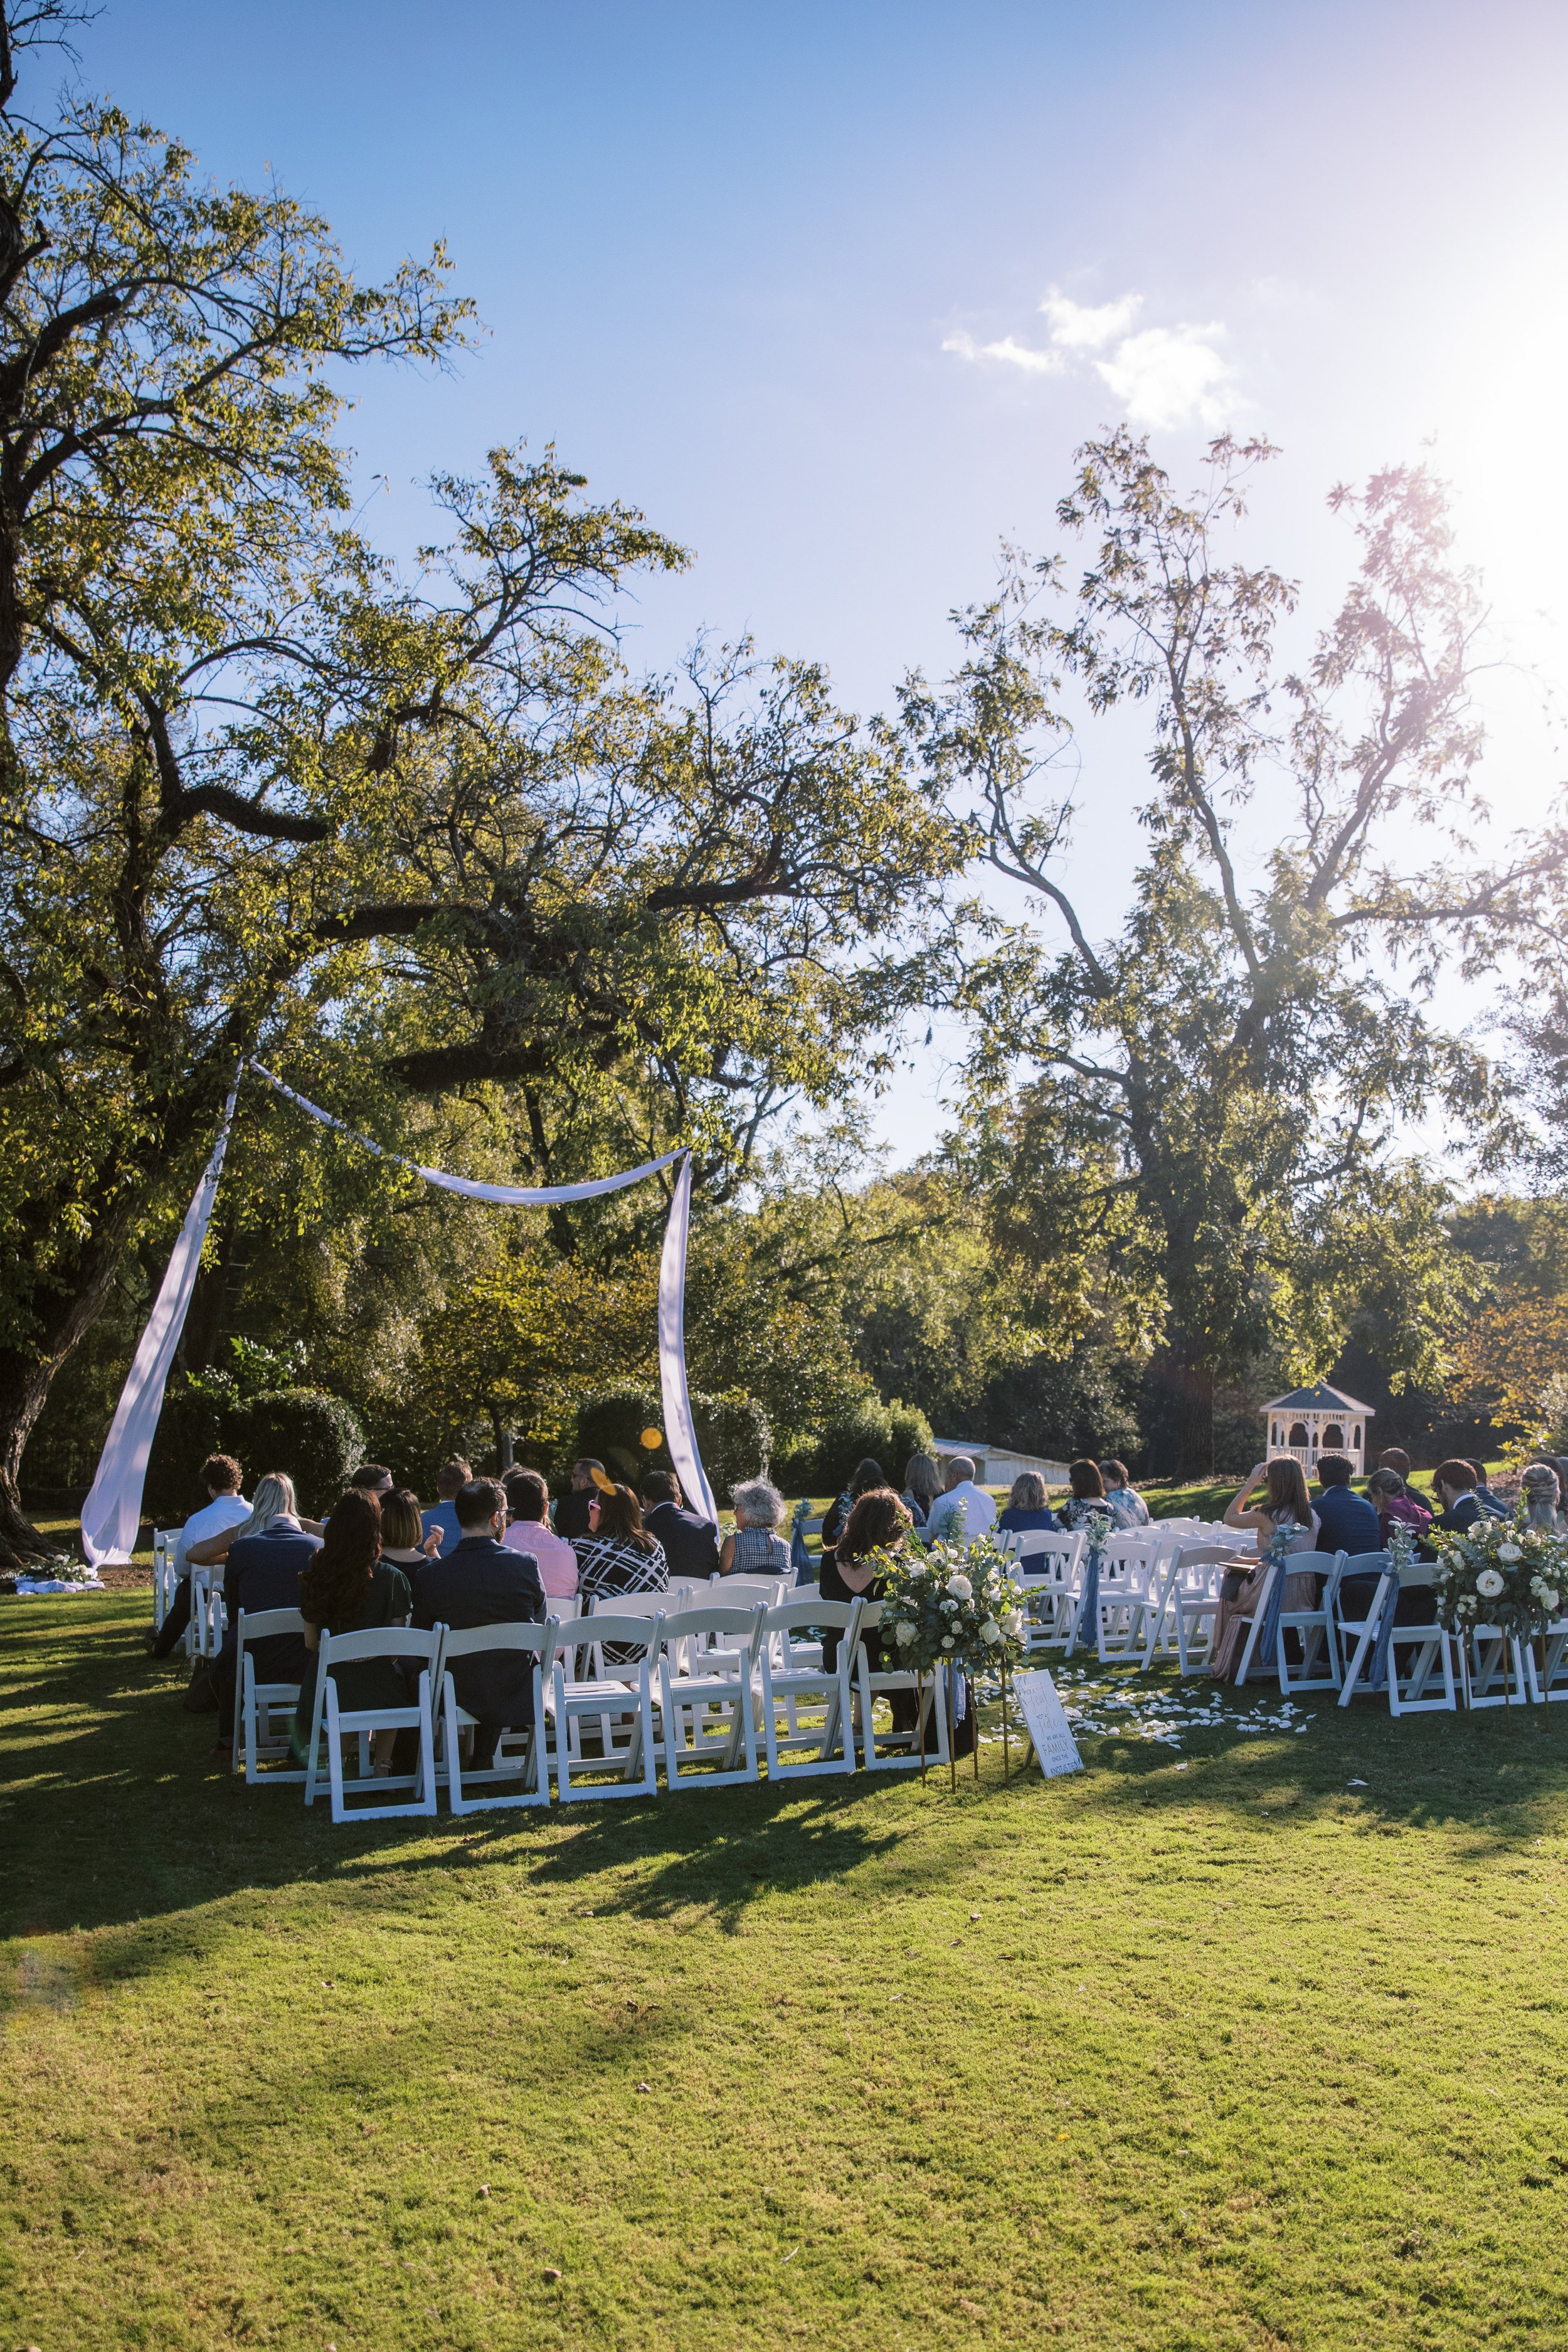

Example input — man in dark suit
[640,1470,720,1580]
[411,1478,545,1765]
[553,1458,605,1541]
[212,1507,320,1752]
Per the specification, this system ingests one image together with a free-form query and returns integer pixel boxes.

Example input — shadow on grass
[8,1596,1568,1964]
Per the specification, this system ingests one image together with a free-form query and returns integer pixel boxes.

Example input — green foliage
[689,1389,772,1500]
[229,1388,364,1518]
[571,1385,667,1487]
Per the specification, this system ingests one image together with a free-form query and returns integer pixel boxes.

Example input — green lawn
[6,1596,1568,2349]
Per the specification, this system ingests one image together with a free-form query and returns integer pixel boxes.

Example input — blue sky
[82,0,1568,1152]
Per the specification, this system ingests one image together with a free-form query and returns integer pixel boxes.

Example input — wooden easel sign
[1014,1668,1084,1777]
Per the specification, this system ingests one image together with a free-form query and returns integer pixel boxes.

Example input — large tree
[909,429,1560,1471]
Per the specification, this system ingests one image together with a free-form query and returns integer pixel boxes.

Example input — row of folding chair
[153,1528,226,1658]
[228,1587,951,1824]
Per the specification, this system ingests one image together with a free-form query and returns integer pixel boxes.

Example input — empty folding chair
[152,1529,181,1633]
[439,1620,558,1813]
[1013,1532,1086,1656]
[657,1603,767,1788]
[302,1626,441,1823]
[1333,1554,1394,1707]
[234,1605,308,1784]
[1274,1551,1346,1695]
[1157,1545,1237,1673]
[756,1597,863,1779]
[546,1613,662,1801]
[1067,1532,1165,1661]
[1458,1620,1530,1709]
[1383,1564,1456,1715]
[852,1601,949,1772]
[1526,1613,1568,1705]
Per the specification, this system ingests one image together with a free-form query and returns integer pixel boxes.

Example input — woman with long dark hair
[290,1489,413,1768]
[820,1456,887,1576]
[819,1485,936,1747]
[1057,1459,1108,1530]
[1212,1457,1321,1681]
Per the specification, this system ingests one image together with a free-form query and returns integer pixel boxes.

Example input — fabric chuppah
[79,1061,714,1564]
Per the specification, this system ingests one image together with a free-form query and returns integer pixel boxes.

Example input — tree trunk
[1174,1359,1217,1481]
[0,1199,140,1564]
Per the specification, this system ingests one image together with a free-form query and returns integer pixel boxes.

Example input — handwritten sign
[1014,1668,1084,1778]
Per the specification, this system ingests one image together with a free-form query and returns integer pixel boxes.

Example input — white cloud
[1037,289,1143,350]
[943,286,1242,428]
[1092,322,1236,429]
[941,328,1064,375]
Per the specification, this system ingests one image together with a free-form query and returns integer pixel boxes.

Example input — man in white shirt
[147,1454,252,1656]
[925,1456,999,1545]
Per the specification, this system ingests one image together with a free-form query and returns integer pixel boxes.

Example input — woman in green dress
[290,1489,414,1770]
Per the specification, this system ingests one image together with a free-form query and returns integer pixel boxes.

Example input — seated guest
[299,1461,395,1539]
[1312,1453,1382,1554]
[420,1458,471,1556]
[1377,1446,1414,1480]
[502,1468,580,1597]
[1522,1462,1567,1534]
[1366,1467,1432,1542]
[719,1478,791,1576]
[554,1458,607,1542]
[1215,1458,1320,1680]
[1430,1458,1485,1535]
[901,1453,944,1532]
[924,1454,999,1544]
[997,1472,1058,1534]
[208,1474,319,1752]
[818,1485,937,1746]
[820,1458,889,1575]
[1057,1458,1110,1532]
[573,1478,669,1608]
[1098,1460,1150,1529]
[289,1490,412,1770]
[1469,1461,1508,1520]
[378,1487,435,1572]
[412,1478,545,1767]
[147,1453,252,1658]
[640,1470,720,1579]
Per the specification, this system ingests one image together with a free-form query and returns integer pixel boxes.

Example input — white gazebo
[1263,1384,1373,1476]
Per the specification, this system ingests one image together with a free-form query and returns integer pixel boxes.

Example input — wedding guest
[207,1473,319,1751]
[420,1458,471,1556]
[503,1468,580,1597]
[1097,1461,1150,1528]
[924,1454,999,1544]
[1366,1468,1431,1544]
[147,1453,252,1658]
[719,1479,792,1577]
[997,1472,1058,1534]
[1522,1462,1567,1534]
[640,1470,720,1580]
[573,1480,669,1608]
[901,1454,944,1531]
[378,1488,436,1572]
[1430,1459,1485,1535]
[820,1458,888,1575]
[1213,1459,1320,1680]
[1469,1461,1509,1520]
[1312,1454,1381,1555]
[1057,1458,1109,1531]
[554,1458,607,1542]
[1377,1447,1414,1480]
[290,1490,411,1771]
[411,1478,545,1767]
[818,1485,935,1745]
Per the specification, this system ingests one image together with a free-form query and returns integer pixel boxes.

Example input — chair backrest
[1342,1550,1391,1576]
[1173,1544,1238,1574]
[1015,1530,1083,1562]
[765,1597,856,1635]
[236,1606,305,1646]
[589,1586,692,1619]
[318,1625,440,1669]
[438,1618,558,1660]
[550,1613,661,1661]
[707,1574,788,1606]
[658,1604,766,1655]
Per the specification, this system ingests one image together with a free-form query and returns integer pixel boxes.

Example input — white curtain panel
[78,1063,715,1562]
[80,1078,241,1565]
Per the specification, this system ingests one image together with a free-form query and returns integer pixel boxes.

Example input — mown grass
[6,1594,1568,2351]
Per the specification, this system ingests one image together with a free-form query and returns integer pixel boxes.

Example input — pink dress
[503,1520,580,1599]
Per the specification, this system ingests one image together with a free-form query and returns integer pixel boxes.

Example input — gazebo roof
[1263,1383,1373,1416]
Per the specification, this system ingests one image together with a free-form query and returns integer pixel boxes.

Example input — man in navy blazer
[411,1478,546,1764]
[640,1470,720,1579]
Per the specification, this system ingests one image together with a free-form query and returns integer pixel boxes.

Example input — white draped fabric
[80,1079,241,1566]
[78,1062,714,1564]
[657,1152,717,1525]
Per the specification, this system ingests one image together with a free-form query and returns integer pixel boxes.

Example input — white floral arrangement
[1431,1513,1568,1640]
[877,1537,1029,1680]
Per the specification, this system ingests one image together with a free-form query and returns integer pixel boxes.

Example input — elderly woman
[719,1478,791,1576]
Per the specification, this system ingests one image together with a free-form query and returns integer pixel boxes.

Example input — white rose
[980,1618,1003,1645]
[1544,1590,1561,1613]
[1499,1542,1522,1564]
[941,1635,955,1649]
[1476,1567,1505,1599]
[941,1599,958,1615]
[946,1572,973,1600]
[1004,1609,1025,1638]
[894,1619,916,1646]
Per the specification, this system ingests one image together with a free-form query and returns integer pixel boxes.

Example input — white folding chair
[1069,1532,1167,1661]
[1275,1551,1346,1694]
[546,1613,661,1801]
[586,1587,691,1754]
[1526,1616,1568,1705]
[234,1606,307,1784]
[1332,1555,1394,1707]
[302,1626,440,1822]
[755,1597,862,1779]
[1013,1533,1086,1656]
[853,1601,949,1773]
[1459,1622,1530,1710]
[152,1529,181,1632]
[657,1604,767,1788]
[1140,1543,1232,1671]
[439,1619,556,1813]
[1224,1560,1282,1686]
[1383,1567,1456,1715]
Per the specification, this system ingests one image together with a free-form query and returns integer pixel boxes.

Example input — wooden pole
[1002,1661,1010,1781]
[972,1669,980,1781]
[946,1663,956,1793]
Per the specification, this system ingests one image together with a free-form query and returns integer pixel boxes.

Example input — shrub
[230,1388,364,1518]
[142,1380,228,1520]
[572,1385,667,1488]
[689,1389,771,1498]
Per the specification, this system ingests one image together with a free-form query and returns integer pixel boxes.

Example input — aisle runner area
[973,1662,1313,1752]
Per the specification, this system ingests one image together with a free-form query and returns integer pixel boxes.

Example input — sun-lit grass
[6,1594,1568,2349]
